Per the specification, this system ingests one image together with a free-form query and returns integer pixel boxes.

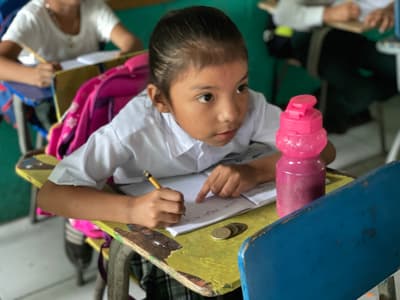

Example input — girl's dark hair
[149,6,248,99]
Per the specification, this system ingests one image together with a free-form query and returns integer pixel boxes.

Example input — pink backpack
[45,52,149,238]
[46,52,149,160]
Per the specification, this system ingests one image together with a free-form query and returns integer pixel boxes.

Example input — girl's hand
[31,62,61,87]
[196,164,257,203]
[127,188,185,228]
[323,2,360,23]
[363,5,394,32]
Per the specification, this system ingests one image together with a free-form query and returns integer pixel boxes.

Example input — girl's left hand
[363,5,394,32]
[195,164,257,202]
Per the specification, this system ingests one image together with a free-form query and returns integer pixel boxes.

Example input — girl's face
[150,60,249,147]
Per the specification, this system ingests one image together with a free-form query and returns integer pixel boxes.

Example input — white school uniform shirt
[49,89,281,190]
[274,0,393,32]
[2,0,119,62]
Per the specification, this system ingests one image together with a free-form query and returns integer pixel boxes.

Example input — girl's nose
[217,98,240,123]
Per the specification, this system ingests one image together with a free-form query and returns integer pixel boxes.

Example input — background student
[0,0,143,129]
[0,0,142,87]
[38,6,335,299]
[273,0,397,134]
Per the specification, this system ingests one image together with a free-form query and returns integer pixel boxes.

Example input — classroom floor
[0,95,399,300]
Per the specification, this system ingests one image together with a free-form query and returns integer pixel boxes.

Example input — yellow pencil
[21,43,48,64]
[143,170,162,189]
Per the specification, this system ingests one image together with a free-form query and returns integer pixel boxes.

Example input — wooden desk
[15,153,353,297]
[257,0,364,34]
[3,81,52,154]
[108,0,168,10]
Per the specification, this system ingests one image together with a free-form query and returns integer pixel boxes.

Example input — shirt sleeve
[88,0,120,42]
[249,91,281,146]
[273,0,325,31]
[1,7,42,50]
[48,124,132,190]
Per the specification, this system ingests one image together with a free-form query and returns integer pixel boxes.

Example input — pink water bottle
[275,94,327,217]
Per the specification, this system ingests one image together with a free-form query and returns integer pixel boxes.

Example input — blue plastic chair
[238,162,400,300]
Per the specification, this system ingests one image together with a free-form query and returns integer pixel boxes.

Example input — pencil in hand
[21,43,48,64]
[143,170,162,189]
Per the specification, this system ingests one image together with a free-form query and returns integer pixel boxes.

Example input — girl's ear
[147,84,171,113]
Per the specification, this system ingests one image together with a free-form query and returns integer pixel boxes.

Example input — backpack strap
[124,52,148,72]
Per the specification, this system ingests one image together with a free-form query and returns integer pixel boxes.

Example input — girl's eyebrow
[190,72,249,91]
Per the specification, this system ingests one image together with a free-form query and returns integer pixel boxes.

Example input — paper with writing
[119,172,276,236]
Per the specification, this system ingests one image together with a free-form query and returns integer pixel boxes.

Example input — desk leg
[12,94,32,154]
[107,239,136,300]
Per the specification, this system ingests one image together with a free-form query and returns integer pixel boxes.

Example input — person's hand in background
[363,3,394,32]
[31,62,61,87]
[323,2,360,23]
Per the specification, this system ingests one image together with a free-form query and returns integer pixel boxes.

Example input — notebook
[60,50,120,70]
[118,143,278,236]
[119,173,276,236]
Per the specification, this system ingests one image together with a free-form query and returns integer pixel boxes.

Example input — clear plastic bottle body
[276,155,326,217]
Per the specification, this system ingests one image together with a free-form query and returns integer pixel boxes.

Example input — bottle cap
[279,94,322,134]
[276,94,327,158]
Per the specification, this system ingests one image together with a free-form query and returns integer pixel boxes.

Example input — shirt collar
[162,112,200,157]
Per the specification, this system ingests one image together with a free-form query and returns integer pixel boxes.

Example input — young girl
[38,6,336,299]
[0,0,143,130]
[0,0,143,88]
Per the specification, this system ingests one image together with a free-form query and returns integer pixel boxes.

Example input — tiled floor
[0,96,399,300]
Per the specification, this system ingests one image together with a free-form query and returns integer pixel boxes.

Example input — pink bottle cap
[276,94,327,158]
[279,94,322,134]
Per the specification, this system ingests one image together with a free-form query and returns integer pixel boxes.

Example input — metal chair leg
[29,185,38,224]
[378,276,397,300]
[12,95,32,154]
[386,130,400,163]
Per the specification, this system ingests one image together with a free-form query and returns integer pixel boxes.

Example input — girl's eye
[237,83,249,94]
[197,93,214,103]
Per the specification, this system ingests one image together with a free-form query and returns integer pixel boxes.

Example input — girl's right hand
[323,3,360,23]
[31,62,61,87]
[127,188,185,229]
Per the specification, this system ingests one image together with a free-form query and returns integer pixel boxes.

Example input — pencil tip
[143,170,151,178]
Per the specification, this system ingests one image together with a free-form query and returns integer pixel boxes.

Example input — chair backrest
[51,52,140,120]
[238,161,400,300]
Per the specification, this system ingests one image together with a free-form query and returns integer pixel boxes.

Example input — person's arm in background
[109,22,143,54]
[363,1,394,32]
[274,0,360,31]
[0,40,59,87]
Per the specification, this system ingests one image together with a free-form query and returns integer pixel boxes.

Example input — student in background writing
[38,6,336,299]
[0,0,142,88]
[274,0,397,134]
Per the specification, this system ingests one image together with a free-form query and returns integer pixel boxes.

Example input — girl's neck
[45,0,81,35]
[45,0,80,18]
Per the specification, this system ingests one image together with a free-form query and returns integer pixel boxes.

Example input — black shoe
[348,109,372,127]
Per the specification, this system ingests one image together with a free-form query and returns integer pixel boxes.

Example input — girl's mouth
[215,129,237,142]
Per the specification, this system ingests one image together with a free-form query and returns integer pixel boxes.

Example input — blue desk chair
[238,162,400,300]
